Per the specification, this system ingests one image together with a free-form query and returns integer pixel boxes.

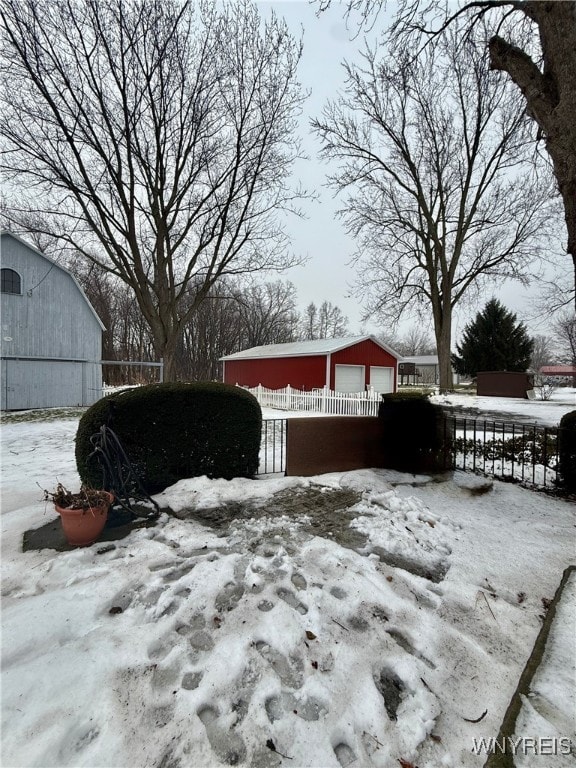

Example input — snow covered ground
[431,388,576,428]
[1,394,575,768]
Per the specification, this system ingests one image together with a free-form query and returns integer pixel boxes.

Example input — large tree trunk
[432,302,454,393]
[489,2,576,305]
[436,318,454,393]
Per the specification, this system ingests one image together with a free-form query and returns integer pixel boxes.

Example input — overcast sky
[257,0,565,345]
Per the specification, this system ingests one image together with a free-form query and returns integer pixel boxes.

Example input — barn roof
[1,231,106,331]
[221,335,399,361]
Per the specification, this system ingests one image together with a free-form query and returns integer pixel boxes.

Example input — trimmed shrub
[387,389,434,400]
[379,392,449,472]
[76,383,262,493]
[559,410,576,492]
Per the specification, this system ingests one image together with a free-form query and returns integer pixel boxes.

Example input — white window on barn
[334,364,364,393]
[1,268,21,294]
[370,366,394,393]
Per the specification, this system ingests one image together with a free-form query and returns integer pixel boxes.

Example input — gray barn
[1,231,104,410]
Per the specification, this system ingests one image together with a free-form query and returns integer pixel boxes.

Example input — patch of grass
[452,384,477,395]
[1,407,86,424]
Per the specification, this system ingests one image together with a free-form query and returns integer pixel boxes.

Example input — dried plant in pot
[44,483,114,547]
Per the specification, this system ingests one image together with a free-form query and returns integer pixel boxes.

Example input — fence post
[322,385,327,413]
[257,384,263,404]
[287,384,292,409]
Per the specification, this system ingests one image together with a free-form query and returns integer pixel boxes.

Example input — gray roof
[401,355,439,366]
[221,335,400,361]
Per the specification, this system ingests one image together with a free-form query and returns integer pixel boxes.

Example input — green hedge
[76,383,262,493]
[382,390,432,401]
[559,410,576,492]
[379,393,448,472]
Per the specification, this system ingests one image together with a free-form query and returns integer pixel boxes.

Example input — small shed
[476,371,533,399]
[1,231,105,410]
[221,335,399,394]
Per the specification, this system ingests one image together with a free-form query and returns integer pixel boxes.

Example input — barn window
[1,268,21,294]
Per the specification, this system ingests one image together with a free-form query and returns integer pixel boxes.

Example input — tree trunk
[489,2,576,306]
[435,310,454,393]
[147,318,180,383]
[155,338,180,383]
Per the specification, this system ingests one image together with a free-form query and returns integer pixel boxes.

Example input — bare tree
[313,24,555,390]
[529,334,554,373]
[302,303,318,340]
[317,0,576,306]
[174,279,300,380]
[396,325,436,357]
[0,0,307,380]
[69,257,158,383]
[177,287,241,382]
[317,301,349,338]
[301,300,349,339]
[530,333,556,398]
[553,312,576,366]
[232,281,300,349]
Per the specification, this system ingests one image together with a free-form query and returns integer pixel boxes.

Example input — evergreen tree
[452,299,534,377]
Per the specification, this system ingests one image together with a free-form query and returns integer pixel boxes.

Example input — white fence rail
[244,384,382,416]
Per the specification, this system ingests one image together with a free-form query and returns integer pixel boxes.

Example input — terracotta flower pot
[55,491,114,547]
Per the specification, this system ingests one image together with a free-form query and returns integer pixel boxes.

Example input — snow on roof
[221,335,400,360]
[401,355,439,365]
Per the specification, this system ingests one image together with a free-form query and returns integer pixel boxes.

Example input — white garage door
[334,364,365,393]
[370,366,394,394]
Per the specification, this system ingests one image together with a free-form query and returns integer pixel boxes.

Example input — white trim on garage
[334,364,365,393]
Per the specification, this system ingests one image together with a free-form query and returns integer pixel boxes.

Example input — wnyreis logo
[471,737,573,756]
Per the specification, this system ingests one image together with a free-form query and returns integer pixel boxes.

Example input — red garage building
[221,336,399,393]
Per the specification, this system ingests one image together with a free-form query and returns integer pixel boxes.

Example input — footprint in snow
[333,742,358,768]
[197,705,247,766]
[347,614,370,632]
[329,586,347,600]
[147,637,175,662]
[276,587,308,615]
[189,630,214,652]
[291,572,307,590]
[265,691,328,722]
[162,562,196,582]
[181,670,204,690]
[254,641,304,689]
[373,666,405,721]
[214,581,245,613]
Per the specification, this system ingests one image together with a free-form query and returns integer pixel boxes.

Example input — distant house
[221,335,399,394]
[540,365,576,380]
[1,231,105,410]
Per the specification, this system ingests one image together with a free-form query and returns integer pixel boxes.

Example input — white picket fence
[243,384,382,416]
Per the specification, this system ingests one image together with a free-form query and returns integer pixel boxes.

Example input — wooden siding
[223,355,326,390]
[286,417,386,476]
[1,234,102,359]
[1,233,103,409]
[331,338,397,390]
